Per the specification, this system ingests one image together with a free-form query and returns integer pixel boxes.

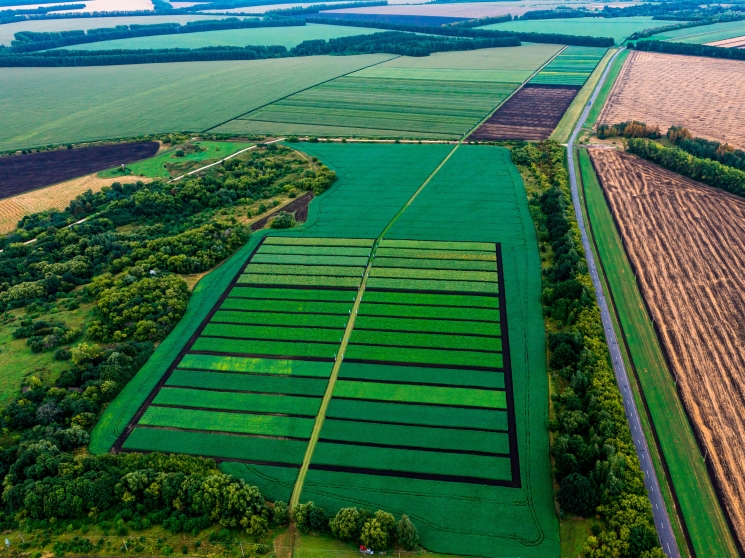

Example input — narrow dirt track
[589,149,745,549]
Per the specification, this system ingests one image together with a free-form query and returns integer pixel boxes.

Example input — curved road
[566,49,681,558]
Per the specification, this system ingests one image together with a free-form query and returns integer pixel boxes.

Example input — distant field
[54,23,382,51]
[0,14,234,47]
[599,50,745,149]
[644,19,745,43]
[0,54,393,150]
[480,16,681,44]
[211,44,562,139]
[530,46,607,85]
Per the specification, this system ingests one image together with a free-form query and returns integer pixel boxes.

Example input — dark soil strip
[188,350,335,363]
[0,141,159,199]
[317,437,511,458]
[251,191,313,231]
[470,84,582,141]
[240,272,363,279]
[333,396,506,411]
[134,424,310,442]
[307,464,516,487]
[335,376,505,391]
[113,237,269,453]
[324,415,508,433]
[342,358,502,372]
[162,385,322,398]
[348,341,502,354]
[353,326,500,339]
[496,244,521,488]
[151,403,317,419]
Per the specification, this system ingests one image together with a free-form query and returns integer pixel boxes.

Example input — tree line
[266,1,387,16]
[0,31,524,66]
[307,16,615,46]
[626,137,745,197]
[444,14,512,28]
[668,126,745,171]
[0,3,83,19]
[9,17,303,53]
[630,39,745,61]
[512,141,664,558]
[597,120,661,140]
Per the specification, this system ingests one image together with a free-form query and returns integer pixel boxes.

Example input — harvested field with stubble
[589,148,745,547]
[470,84,581,140]
[598,50,745,148]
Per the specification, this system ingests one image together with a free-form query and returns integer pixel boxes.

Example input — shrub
[270,212,295,229]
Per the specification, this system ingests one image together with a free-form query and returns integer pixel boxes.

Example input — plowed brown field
[598,50,745,149]
[589,148,745,547]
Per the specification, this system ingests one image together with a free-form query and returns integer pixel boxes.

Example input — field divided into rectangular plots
[310,238,518,487]
[210,44,563,139]
[117,236,374,502]
[530,46,607,86]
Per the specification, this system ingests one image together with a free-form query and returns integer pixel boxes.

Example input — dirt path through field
[589,149,745,548]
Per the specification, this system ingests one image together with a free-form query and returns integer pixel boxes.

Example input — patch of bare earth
[0,173,151,234]
[589,148,745,546]
[598,50,745,149]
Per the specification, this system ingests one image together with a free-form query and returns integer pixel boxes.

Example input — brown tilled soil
[598,50,745,149]
[707,35,745,47]
[589,148,745,546]
[470,84,581,141]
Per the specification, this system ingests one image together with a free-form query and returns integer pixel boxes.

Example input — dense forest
[630,39,745,61]
[513,141,664,558]
[626,137,745,197]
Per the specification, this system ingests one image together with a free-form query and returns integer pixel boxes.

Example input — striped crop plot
[114,236,373,501]
[311,239,518,487]
[471,46,607,140]
[209,44,563,139]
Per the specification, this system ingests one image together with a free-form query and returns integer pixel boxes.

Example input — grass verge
[581,49,629,135]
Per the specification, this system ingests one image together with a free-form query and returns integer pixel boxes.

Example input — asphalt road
[565,49,682,558]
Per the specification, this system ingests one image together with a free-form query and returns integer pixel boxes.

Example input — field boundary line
[202,55,400,133]
[566,47,681,558]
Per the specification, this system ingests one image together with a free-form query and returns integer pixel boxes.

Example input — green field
[0,54,393,150]
[94,143,558,557]
[530,46,607,85]
[481,16,683,44]
[211,44,562,139]
[54,23,381,51]
[644,19,745,43]
[578,149,738,556]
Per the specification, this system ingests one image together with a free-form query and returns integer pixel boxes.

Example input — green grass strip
[345,344,502,369]
[354,315,500,336]
[154,386,322,415]
[379,239,494,251]
[123,427,308,463]
[177,354,332,377]
[212,310,348,329]
[372,257,496,271]
[167,369,329,396]
[332,379,505,408]
[264,237,374,247]
[238,274,360,288]
[311,442,512,481]
[359,302,498,321]
[250,254,370,266]
[320,418,509,454]
[227,287,356,302]
[366,277,498,293]
[361,290,499,308]
[243,264,365,277]
[258,245,371,257]
[375,247,495,261]
[370,267,496,282]
[192,337,337,359]
[140,406,315,438]
[351,330,502,352]
[221,298,353,314]
[326,398,508,430]
[203,323,343,343]
[339,362,504,389]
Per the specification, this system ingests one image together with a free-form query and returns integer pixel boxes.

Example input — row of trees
[10,17,304,53]
[597,121,661,140]
[307,16,616,46]
[512,141,663,558]
[626,138,745,197]
[667,125,745,170]
[630,39,745,61]
[266,1,387,16]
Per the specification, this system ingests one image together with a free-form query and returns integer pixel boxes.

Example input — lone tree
[558,473,597,516]
[397,514,419,550]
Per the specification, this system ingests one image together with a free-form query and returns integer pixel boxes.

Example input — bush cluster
[512,141,663,558]
[667,125,745,171]
[597,121,661,140]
